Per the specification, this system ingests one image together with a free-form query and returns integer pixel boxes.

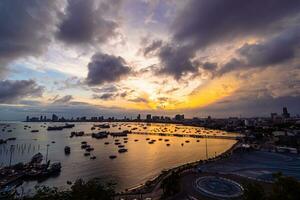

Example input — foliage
[23,178,115,200]
[269,173,300,200]
[243,183,266,200]
[243,173,300,200]
[160,171,180,199]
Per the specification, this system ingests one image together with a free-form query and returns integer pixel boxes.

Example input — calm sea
[0,122,237,192]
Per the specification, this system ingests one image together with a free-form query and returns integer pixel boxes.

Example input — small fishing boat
[118,148,128,153]
[90,156,96,160]
[64,146,71,154]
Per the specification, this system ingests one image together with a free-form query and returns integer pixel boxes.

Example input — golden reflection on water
[0,122,238,191]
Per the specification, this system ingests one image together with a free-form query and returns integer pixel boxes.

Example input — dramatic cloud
[172,0,300,48]
[128,97,148,103]
[0,80,44,103]
[91,85,118,93]
[93,93,116,100]
[157,43,198,79]
[218,28,300,75]
[238,29,300,66]
[143,40,163,57]
[154,0,300,79]
[0,0,61,75]
[52,95,73,104]
[86,53,131,85]
[56,0,119,45]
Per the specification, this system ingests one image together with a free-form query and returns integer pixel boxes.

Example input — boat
[84,152,90,156]
[92,131,108,139]
[86,147,94,152]
[110,131,128,137]
[109,155,117,159]
[31,153,43,164]
[71,131,84,137]
[118,148,128,153]
[81,144,88,149]
[48,162,61,174]
[134,139,138,142]
[47,126,63,131]
[90,156,96,160]
[166,144,170,146]
[31,130,39,133]
[81,141,87,144]
[64,146,71,154]
[94,124,110,128]
[63,123,75,128]
[118,145,125,148]
[104,142,109,145]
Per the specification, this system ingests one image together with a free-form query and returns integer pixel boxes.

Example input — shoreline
[117,139,241,196]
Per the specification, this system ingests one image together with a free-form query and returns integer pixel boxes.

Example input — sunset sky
[0,0,300,120]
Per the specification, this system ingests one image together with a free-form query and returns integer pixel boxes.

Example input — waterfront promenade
[115,141,241,199]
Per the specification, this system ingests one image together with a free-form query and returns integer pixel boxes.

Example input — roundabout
[195,176,244,199]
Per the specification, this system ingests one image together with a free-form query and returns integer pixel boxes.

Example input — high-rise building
[146,114,152,121]
[52,114,58,122]
[282,107,290,118]
[175,114,184,121]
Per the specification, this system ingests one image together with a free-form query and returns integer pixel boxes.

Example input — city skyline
[1,0,300,120]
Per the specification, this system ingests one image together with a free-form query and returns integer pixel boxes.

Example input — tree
[269,174,300,200]
[243,183,266,200]
[24,178,115,200]
[160,171,180,199]
[243,173,300,200]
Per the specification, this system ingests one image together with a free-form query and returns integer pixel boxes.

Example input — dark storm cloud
[201,62,218,71]
[218,28,300,75]
[217,58,245,76]
[156,43,198,79]
[0,80,44,103]
[56,0,119,45]
[52,95,73,104]
[238,29,300,66]
[173,0,300,48]
[0,0,61,76]
[154,0,300,79]
[86,53,131,86]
